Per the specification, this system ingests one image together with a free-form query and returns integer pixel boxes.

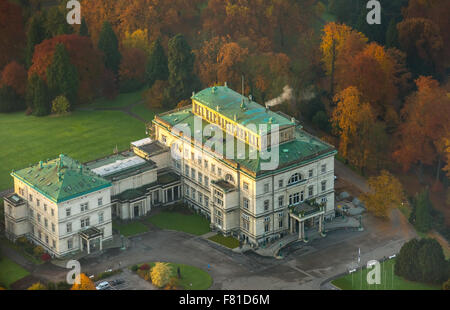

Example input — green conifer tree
[98,21,122,75]
[146,37,169,87]
[46,43,79,107]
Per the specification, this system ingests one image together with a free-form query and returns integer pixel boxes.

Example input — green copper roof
[192,86,295,134]
[154,108,336,177]
[11,154,111,203]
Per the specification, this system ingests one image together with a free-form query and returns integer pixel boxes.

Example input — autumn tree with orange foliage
[361,170,405,218]
[217,42,249,90]
[1,62,27,97]
[397,18,444,77]
[320,22,367,97]
[194,36,231,87]
[402,0,450,71]
[71,273,96,290]
[28,35,104,103]
[393,76,450,180]
[335,43,399,120]
[332,86,388,173]
[119,47,147,92]
[0,0,25,70]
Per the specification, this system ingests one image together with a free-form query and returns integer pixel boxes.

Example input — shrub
[164,277,179,290]
[443,279,450,290]
[143,80,168,109]
[33,245,45,257]
[137,269,147,279]
[139,263,150,271]
[28,282,47,290]
[51,95,70,115]
[131,265,139,272]
[41,253,51,262]
[150,262,172,288]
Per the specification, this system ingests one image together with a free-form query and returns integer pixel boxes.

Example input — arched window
[288,173,302,185]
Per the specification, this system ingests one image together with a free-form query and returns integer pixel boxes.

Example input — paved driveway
[68,208,415,290]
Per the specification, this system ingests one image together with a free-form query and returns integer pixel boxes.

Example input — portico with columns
[288,202,326,241]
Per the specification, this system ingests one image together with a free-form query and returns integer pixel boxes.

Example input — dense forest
[0,0,449,217]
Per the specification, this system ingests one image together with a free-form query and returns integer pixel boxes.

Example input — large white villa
[3,85,337,257]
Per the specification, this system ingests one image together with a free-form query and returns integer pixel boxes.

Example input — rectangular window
[162,135,167,144]
[67,239,73,249]
[218,168,222,177]
[321,180,327,192]
[278,179,283,188]
[308,186,314,197]
[66,208,71,217]
[29,194,33,202]
[45,235,49,244]
[37,199,40,207]
[204,160,208,169]
[66,222,72,233]
[243,198,249,210]
[205,197,209,207]
[44,218,48,228]
[99,212,104,223]
[52,223,55,232]
[264,200,270,211]
[191,152,194,161]
[321,164,326,174]
[278,196,284,207]
[197,155,202,165]
[309,169,313,178]
[199,193,203,205]
[198,172,203,184]
[51,209,54,217]
[38,230,42,240]
[264,183,269,193]
[80,203,89,212]
[211,164,216,174]
[204,176,209,187]
[186,186,190,196]
[98,198,103,206]
[243,182,249,191]
[83,217,90,228]
[264,218,270,233]
[289,193,300,206]
[192,189,196,200]
[191,168,196,179]
[52,239,56,248]
[37,213,41,223]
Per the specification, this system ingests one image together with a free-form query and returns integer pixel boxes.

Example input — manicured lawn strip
[141,262,212,290]
[0,110,148,191]
[208,234,239,249]
[0,256,30,288]
[147,212,211,236]
[331,259,441,290]
[131,103,165,122]
[87,89,146,108]
[113,221,149,237]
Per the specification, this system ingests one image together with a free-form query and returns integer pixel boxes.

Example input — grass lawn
[208,234,240,249]
[331,259,441,290]
[87,89,146,109]
[148,212,211,236]
[0,256,30,289]
[131,102,165,122]
[140,262,212,290]
[0,110,148,191]
[113,221,149,237]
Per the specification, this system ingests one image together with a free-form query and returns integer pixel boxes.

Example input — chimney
[224,82,228,88]
[39,161,43,169]
[78,165,83,174]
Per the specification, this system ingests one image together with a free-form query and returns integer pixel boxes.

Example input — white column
[319,215,323,233]
[298,220,302,240]
[87,239,90,254]
[99,237,103,251]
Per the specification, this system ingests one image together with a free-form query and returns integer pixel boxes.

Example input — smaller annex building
[4,139,182,258]
[4,154,113,257]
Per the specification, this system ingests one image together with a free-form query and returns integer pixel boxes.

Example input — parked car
[96,281,110,290]
[110,279,125,287]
